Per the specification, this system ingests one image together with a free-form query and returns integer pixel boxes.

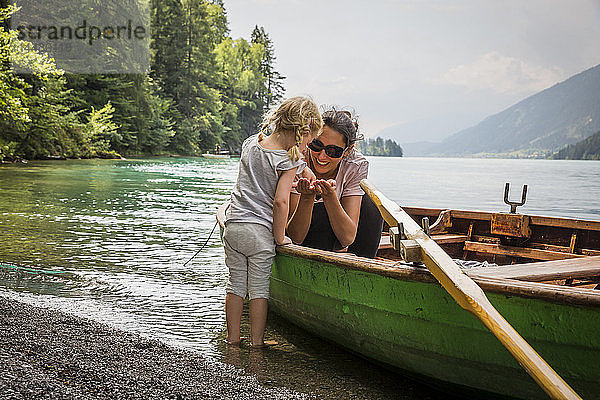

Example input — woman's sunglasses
[308,139,346,158]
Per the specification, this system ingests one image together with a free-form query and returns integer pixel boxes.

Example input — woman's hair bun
[321,106,363,145]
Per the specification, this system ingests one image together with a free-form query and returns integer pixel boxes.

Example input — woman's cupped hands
[294,177,337,198]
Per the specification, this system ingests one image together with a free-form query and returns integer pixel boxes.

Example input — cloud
[438,51,564,94]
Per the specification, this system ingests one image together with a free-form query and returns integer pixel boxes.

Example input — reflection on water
[1,157,599,399]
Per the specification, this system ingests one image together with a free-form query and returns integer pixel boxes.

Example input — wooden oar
[360,179,581,400]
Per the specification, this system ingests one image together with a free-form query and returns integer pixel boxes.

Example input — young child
[223,96,323,347]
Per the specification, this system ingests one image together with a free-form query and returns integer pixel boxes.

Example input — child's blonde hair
[258,96,323,161]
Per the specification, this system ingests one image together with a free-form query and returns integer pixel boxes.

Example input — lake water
[1,156,599,399]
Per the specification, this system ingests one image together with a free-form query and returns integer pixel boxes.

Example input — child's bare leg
[249,298,268,346]
[225,293,244,344]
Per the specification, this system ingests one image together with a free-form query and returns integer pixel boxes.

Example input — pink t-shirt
[294,149,369,201]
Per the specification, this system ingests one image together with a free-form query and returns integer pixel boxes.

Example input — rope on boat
[453,259,497,269]
[0,263,68,275]
[183,220,219,267]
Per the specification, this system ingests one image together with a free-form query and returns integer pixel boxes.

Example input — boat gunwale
[402,206,600,231]
[276,244,600,307]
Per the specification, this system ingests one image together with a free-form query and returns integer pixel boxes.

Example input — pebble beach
[0,296,308,400]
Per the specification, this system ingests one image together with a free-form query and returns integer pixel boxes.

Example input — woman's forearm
[287,194,315,244]
[322,196,358,248]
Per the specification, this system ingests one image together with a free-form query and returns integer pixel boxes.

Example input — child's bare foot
[225,337,246,346]
[250,339,278,349]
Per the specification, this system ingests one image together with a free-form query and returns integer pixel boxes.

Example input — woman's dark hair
[321,108,363,146]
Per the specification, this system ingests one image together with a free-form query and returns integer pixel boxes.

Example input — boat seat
[467,255,600,282]
[463,241,586,262]
[431,234,467,244]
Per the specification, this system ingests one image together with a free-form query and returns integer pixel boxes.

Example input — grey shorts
[223,222,276,300]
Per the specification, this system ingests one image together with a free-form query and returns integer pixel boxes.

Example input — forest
[0,0,284,161]
[356,137,403,157]
[552,130,600,160]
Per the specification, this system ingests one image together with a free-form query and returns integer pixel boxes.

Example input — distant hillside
[552,130,600,160]
[422,64,600,157]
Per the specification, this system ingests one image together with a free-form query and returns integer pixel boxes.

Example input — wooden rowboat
[216,190,600,399]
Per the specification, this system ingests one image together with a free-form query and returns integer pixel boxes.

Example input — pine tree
[251,26,285,111]
[150,0,188,111]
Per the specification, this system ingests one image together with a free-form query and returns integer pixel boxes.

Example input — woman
[287,109,383,258]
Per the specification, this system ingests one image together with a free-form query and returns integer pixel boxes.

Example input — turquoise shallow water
[1,156,598,399]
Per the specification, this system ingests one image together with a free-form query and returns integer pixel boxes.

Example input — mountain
[413,64,600,157]
[552,130,600,160]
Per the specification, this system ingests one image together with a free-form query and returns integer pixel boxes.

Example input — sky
[224,0,600,141]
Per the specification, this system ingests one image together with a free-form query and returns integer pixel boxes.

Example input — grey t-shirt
[225,134,306,231]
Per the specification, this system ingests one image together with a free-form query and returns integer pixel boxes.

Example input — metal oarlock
[398,222,406,240]
[422,217,430,237]
[504,182,528,214]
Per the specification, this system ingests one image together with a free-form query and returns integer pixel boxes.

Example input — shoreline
[0,153,240,164]
[0,295,308,399]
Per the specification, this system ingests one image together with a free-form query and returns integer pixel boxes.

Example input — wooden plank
[360,179,581,400]
[451,209,493,221]
[471,234,500,244]
[467,256,600,282]
[402,206,600,231]
[581,248,600,256]
[402,207,511,222]
[431,234,467,244]
[527,242,600,256]
[530,215,600,231]
[429,209,452,234]
[464,241,586,261]
[531,242,576,253]
[491,213,531,237]
[402,206,443,217]
[403,207,505,223]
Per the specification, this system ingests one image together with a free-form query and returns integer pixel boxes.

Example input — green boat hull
[269,250,600,400]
